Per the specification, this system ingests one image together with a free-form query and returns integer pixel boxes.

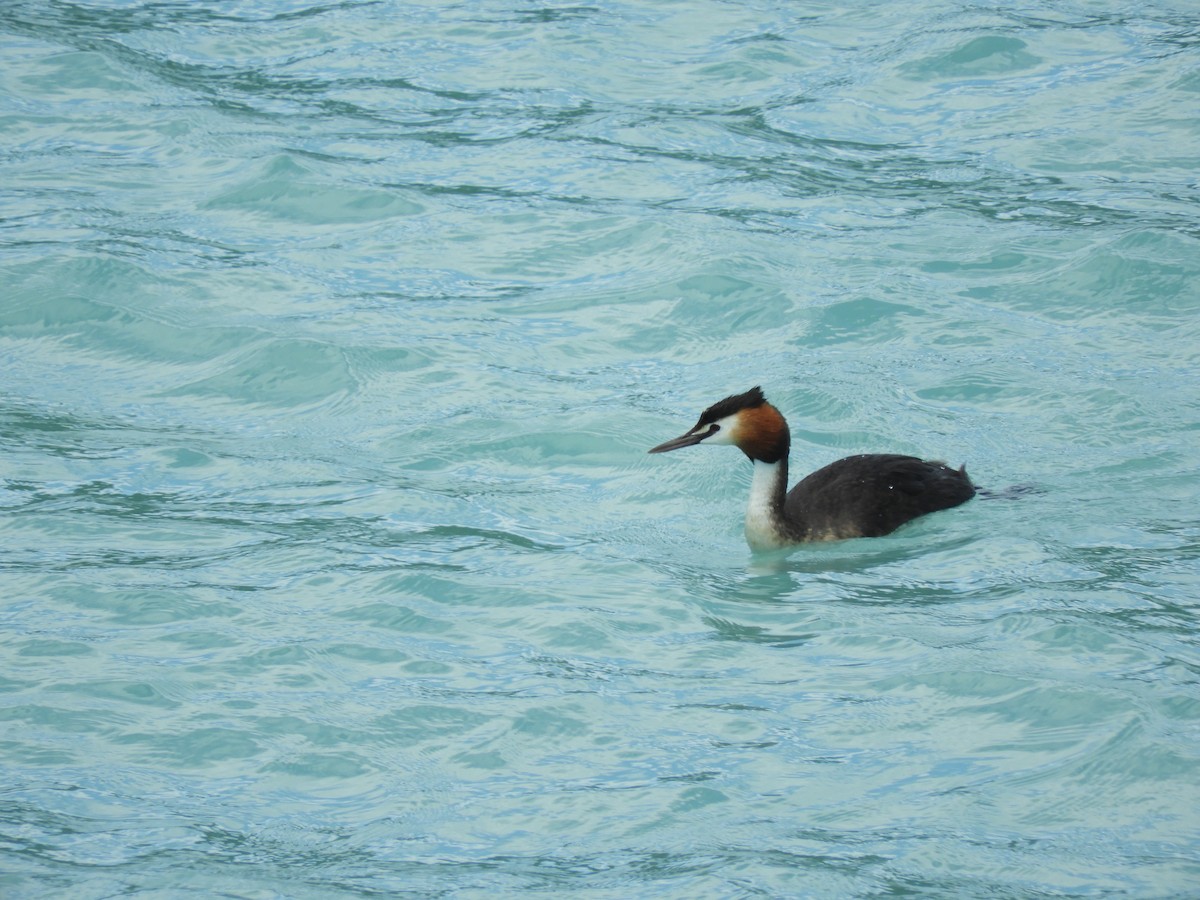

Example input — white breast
[743,460,790,551]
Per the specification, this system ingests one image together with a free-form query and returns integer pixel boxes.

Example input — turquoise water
[3,1,1199,896]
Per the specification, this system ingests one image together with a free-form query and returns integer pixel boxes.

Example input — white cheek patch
[703,413,741,446]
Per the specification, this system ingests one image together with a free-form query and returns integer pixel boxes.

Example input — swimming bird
[648,386,975,550]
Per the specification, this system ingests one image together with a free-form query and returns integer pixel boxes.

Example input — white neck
[744,459,790,551]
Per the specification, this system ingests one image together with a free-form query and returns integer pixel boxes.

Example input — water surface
[2,2,1199,897]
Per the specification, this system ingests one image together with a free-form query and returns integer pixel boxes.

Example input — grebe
[649,386,975,550]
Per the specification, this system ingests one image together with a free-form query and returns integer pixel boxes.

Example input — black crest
[698,386,766,426]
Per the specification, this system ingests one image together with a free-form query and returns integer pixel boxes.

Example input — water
[2,1,1198,896]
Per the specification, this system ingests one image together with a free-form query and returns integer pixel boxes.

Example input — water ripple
[3,2,1199,897]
